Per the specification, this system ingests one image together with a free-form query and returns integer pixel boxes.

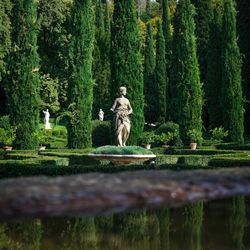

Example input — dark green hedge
[208,158,250,167]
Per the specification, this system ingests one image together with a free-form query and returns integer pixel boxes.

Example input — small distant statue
[98,109,104,121]
[43,109,51,129]
[110,86,133,147]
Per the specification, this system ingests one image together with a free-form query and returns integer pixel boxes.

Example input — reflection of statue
[98,109,104,121]
[110,86,133,147]
[43,109,51,129]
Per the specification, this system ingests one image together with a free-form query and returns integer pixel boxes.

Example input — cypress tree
[144,22,156,123]
[67,0,95,148]
[155,21,167,123]
[237,0,250,134]
[93,0,111,120]
[220,0,244,144]
[0,0,12,115]
[191,0,213,82]
[170,0,203,143]
[206,6,223,128]
[162,0,172,118]
[6,0,40,149]
[111,0,144,144]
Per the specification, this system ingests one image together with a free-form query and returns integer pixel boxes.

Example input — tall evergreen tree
[220,0,244,144]
[111,0,144,144]
[191,0,213,82]
[67,0,95,148]
[206,6,223,128]
[237,0,250,134]
[162,0,172,118]
[144,22,156,123]
[155,21,167,123]
[93,0,111,120]
[0,0,12,115]
[6,0,40,149]
[170,0,203,143]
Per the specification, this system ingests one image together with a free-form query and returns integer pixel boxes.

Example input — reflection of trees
[48,217,98,250]
[229,196,246,250]
[0,223,8,249]
[157,209,170,250]
[95,215,114,249]
[147,211,160,250]
[185,202,203,250]
[113,211,148,249]
[6,219,42,250]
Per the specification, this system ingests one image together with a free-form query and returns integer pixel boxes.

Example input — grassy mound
[91,146,154,155]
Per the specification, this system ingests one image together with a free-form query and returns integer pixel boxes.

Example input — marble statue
[98,109,104,121]
[43,109,51,129]
[110,86,133,147]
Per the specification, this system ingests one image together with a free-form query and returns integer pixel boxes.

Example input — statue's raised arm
[110,86,132,147]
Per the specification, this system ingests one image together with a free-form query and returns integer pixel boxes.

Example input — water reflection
[0,197,249,250]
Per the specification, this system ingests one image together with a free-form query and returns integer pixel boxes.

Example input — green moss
[92,146,154,155]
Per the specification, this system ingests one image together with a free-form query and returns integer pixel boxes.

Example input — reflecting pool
[0,197,249,250]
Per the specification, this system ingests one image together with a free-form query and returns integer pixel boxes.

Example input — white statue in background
[43,109,51,129]
[98,109,104,121]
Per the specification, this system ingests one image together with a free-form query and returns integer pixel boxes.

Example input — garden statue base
[88,153,156,165]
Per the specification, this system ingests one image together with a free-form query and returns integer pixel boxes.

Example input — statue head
[119,86,127,96]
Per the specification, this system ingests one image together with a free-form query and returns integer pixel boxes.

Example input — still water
[0,197,249,250]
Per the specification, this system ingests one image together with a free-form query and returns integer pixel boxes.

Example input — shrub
[155,122,182,146]
[0,116,16,146]
[187,129,203,143]
[210,127,228,142]
[154,132,174,145]
[92,120,111,147]
[139,131,156,144]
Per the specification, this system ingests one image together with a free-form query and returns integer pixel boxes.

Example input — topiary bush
[92,120,111,147]
[155,122,183,146]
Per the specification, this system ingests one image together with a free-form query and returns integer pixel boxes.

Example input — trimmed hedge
[208,158,250,167]
[92,120,111,147]
[0,163,207,179]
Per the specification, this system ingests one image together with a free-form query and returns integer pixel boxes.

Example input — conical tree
[191,0,213,83]
[6,0,40,149]
[170,0,203,143]
[237,0,250,134]
[110,0,144,144]
[0,0,12,115]
[162,0,172,118]
[67,0,95,148]
[206,5,223,128]
[93,0,111,119]
[155,20,167,123]
[144,22,156,123]
[221,0,244,144]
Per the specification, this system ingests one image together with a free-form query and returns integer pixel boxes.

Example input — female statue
[110,87,133,147]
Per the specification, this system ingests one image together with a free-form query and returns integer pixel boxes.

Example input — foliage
[0,0,12,81]
[0,115,16,145]
[154,20,167,123]
[110,0,144,145]
[35,129,52,145]
[210,127,228,142]
[220,0,244,144]
[92,120,111,147]
[237,0,250,134]
[170,0,203,144]
[154,132,174,145]
[139,131,156,144]
[6,0,40,149]
[67,0,95,148]
[206,5,223,128]
[93,0,111,118]
[191,0,213,83]
[40,74,60,114]
[162,0,172,107]
[37,0,72,110]
[144,22,156,123]
[187,129,203,143]
[92,145,154,155]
